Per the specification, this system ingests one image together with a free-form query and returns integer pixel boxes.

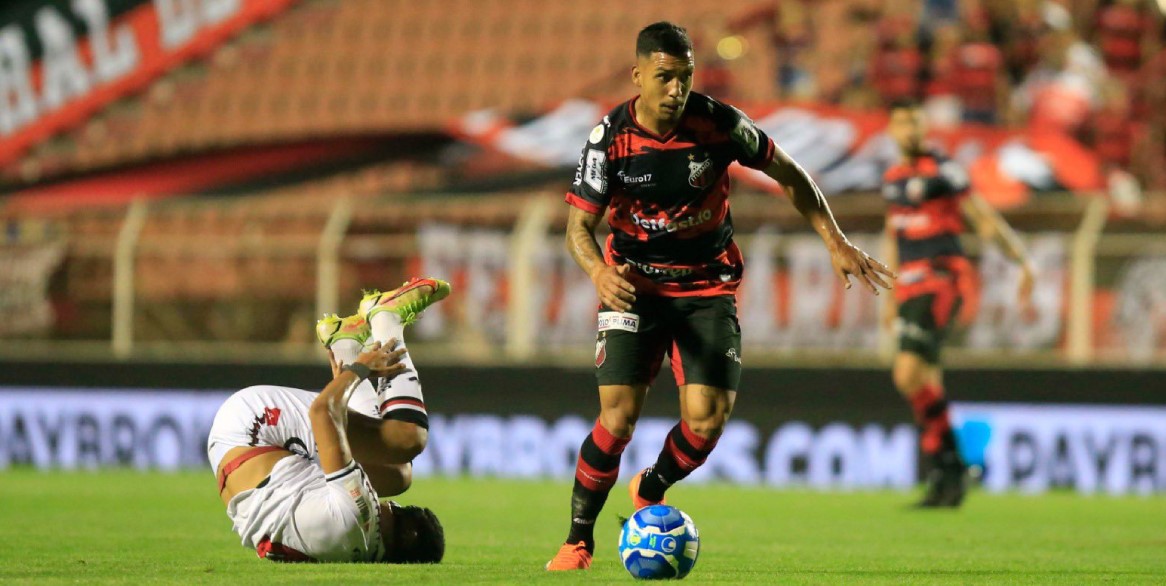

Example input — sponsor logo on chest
[617,170,654,185]
[631,208,714,234]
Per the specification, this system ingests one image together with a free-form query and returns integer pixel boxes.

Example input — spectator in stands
[1005,0,1048,83]
[951,23,1010,124]
[922,2,1007,126]
[870,14,926,105]
[1131,24,1166,205]
[772,1,816,101]
[923,23,965,127]
[736,0,817,101]
[692,21,738,102]
[1091,80,1135,173]
[1094,0,1154,84]
[1010,2,1108,135]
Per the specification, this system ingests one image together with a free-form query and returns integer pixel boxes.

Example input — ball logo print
[618,505,700,579]
[659,535,676,554]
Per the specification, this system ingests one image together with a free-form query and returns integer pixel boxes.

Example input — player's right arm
[311,342,407,474]
[564,119,636,312]
[565,206,636,312]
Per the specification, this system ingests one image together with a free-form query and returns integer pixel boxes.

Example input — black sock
[637,421,719,504]
[565,420,629,552]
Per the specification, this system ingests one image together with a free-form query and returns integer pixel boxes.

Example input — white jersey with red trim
[207,384,385,562]
[227,456,385,562]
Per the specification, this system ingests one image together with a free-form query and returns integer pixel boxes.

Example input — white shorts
[206,381,383,474]
[206,385,320,474]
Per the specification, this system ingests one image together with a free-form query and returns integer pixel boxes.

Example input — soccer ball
[617,505,700,579]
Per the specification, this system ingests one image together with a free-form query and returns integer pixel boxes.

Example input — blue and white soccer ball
[617,505,700,580]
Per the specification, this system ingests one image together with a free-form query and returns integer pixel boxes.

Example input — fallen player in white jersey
[207,278,449,562]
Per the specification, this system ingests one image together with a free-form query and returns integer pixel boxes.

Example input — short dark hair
[636,22,693,59]
[888,98,923,113]
[385,505,444,564]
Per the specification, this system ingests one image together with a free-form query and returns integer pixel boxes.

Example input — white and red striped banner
[452,100,1104,208]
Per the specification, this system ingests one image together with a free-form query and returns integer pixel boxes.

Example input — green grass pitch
[0,471,1163,584]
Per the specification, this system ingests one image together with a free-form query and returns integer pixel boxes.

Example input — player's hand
[828,239,896,295]
[592,264,637,312]
[354,341,408,377]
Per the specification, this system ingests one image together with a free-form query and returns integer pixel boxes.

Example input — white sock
[330,338,362,366]
[369,311,405,346]
[369,311,426,426]
[329,337,378,417]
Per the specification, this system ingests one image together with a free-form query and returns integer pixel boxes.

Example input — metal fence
[1,191,1163,367]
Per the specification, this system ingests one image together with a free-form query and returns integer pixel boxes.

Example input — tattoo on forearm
[566,209,604,277]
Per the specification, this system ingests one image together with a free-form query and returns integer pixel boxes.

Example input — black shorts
[594,295,742,390]
[897,288,963,364]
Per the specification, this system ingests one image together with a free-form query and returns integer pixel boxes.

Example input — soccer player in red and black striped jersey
[546,22,894,571]
[881,101,1035,508]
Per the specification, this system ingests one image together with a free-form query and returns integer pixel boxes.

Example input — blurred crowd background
[0,0,1163,366]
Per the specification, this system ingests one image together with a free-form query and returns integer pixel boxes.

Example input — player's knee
[396,465,414,494]
[398,425,428,460]
[381,421,428,460]
[684,413,728,439]
[599,409,638,438]
[893,356,927,393]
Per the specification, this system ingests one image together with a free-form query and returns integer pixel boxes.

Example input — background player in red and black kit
[881,101,1035,508]
[546,22,895,571]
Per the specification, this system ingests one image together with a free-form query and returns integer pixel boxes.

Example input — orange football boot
[629,468,667,511]
[545,541,592,571]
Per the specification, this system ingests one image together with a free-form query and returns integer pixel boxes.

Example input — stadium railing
[0,191,1163,367]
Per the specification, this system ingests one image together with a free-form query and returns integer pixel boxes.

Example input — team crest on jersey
[688,154,714,188]
[595,336,607,368]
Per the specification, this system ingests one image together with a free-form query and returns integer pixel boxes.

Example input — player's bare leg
[357,277,449,457]
[316,314,415,495]
[547,383,647,570]
[314,279,449,496]
[633,385,735,509]
[893,351,966,507]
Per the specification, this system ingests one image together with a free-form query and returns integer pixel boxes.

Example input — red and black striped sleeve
[717,100,775,170]
[565,120,614,215]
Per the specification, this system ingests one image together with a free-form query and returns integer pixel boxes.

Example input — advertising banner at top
[0,0,298,166]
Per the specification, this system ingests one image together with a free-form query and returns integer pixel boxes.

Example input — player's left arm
[311,342,407,475]
[763,147,895,294]
[960,193,1035,308]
